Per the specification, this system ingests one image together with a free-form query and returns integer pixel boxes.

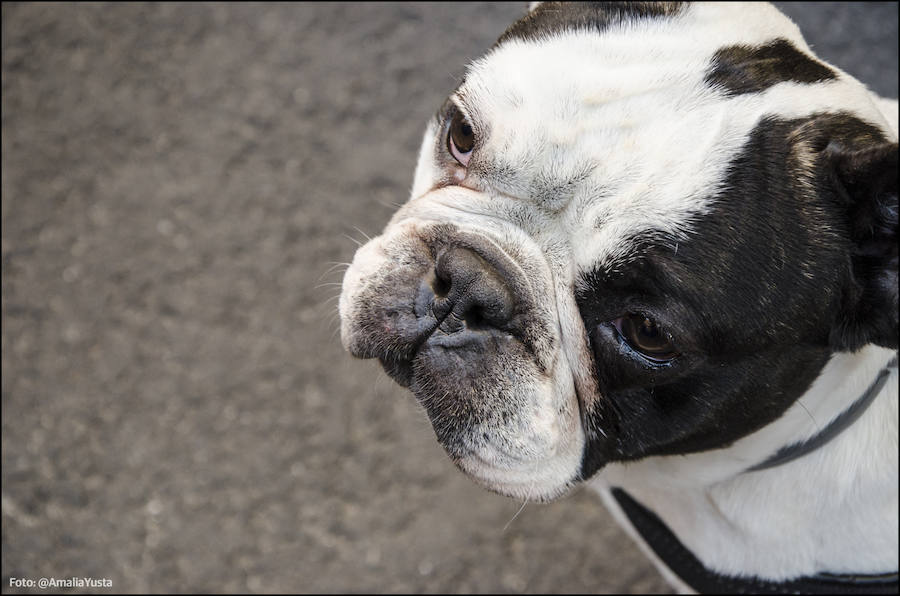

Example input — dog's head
[339,2,898,502]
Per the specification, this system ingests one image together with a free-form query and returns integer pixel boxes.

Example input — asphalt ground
[2,2,897,594]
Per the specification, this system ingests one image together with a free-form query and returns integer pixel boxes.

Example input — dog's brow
[452,88,475,118]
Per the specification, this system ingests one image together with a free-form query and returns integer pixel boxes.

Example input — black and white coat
[340,2,898,592]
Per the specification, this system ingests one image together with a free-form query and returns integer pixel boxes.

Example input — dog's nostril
[430,246,516,333]
[431,270,452,297]
[464,307,488,330]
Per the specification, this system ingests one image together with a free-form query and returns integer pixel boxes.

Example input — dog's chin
[374,347,584,502]
[453,451,579,503]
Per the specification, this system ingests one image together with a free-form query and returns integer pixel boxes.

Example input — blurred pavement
[2,2,897,594]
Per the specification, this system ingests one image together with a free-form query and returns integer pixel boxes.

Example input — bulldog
[339,2,898,593]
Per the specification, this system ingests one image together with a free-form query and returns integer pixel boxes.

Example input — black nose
[427,246,516,334]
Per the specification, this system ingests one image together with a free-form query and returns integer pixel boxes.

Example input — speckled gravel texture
[2,2,896,594]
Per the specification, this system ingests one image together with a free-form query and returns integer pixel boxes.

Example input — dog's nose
[427,246,515,334]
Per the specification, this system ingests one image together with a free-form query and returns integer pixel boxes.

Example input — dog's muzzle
[341,224,541,446]
[339,212,584,501]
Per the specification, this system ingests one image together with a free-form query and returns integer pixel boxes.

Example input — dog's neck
[594,344,899,582]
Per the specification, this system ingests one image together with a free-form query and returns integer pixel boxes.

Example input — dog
[338,2,898,592]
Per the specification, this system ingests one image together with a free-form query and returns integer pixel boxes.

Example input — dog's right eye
[612,314,680,364]
[447,109,475,167]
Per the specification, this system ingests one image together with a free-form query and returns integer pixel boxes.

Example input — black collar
[612,488,899,594]
[613,353,899,594]
[747,355,898,473]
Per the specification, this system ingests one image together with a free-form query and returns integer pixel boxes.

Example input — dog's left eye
[613,314,680,364]
[447,109,475,167]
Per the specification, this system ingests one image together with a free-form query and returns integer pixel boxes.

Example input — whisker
[314,281,345,290]
[342,233,364,248]
[502,483,532,534]
[351,226,373,243]
[317,262,352,282]
[374,197,405,210]
[322,293,342,308]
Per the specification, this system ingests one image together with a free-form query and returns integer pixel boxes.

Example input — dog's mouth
[339,219,587,500]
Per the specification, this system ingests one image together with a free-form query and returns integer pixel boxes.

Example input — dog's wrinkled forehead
[442,2,874,267]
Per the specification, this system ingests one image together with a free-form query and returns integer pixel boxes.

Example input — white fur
[874,97,899,139]
[594,346,899,581]
[458,3,893,273]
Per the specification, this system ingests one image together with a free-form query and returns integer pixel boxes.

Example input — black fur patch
[495,1,683,47]
[705,38,837,97]
[578,112,893,477]
[826,140,899,350]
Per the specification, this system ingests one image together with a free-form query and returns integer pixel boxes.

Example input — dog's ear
[828,140,898,351]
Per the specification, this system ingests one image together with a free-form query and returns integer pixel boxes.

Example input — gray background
[2,2,896,594]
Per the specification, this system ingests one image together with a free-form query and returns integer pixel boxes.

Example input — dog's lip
[376,329,500,388]
[375,277,521,387]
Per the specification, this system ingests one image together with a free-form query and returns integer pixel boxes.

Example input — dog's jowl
[339,3,898,593]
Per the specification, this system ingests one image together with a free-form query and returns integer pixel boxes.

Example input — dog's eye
[613,314,679,363]
[447,109,475,167]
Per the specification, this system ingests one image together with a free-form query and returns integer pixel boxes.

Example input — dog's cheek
[411,341,559,461]
[602,345,830,463]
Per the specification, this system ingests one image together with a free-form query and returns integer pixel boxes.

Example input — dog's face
[339,2,898,502]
